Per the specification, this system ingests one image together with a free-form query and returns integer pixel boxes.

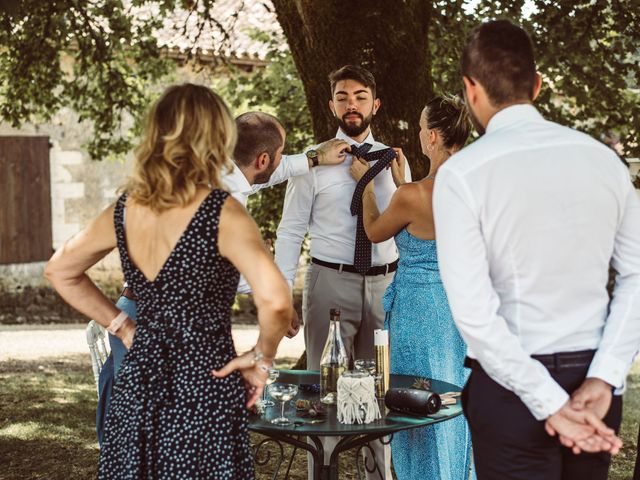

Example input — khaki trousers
[303,262,393,480]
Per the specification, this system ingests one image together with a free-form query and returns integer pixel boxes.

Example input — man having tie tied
[275,64,412,480]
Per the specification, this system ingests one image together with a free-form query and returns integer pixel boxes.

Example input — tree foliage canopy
[0,0,176,158]
[1,0,638,163]
[221,30,314,245]
[492,0,640,155]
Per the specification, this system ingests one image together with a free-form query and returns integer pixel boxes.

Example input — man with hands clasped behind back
[433,20,640,480]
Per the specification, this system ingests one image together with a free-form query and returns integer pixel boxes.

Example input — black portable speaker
[384,388,442,416]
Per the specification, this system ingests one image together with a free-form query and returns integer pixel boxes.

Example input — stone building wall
[0,110,131,323]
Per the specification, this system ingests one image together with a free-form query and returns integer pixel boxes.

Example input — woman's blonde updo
[424,94,471,151]
[124,83,236,212]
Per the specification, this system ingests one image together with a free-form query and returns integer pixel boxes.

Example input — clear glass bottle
[320,308,348,404]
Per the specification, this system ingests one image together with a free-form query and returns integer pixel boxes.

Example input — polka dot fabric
[349,144,397,274]
[98,190,254,479]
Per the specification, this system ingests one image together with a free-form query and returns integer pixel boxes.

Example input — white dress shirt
[275,129,412,287]
[223,153,308,293]
[223,153,309,207]
[433,104,640,420]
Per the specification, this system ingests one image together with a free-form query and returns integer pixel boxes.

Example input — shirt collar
[335,128,376,147]
[223,161,252,195]
[486,104,544,134]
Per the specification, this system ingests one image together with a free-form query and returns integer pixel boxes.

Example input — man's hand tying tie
[316,139,351,165]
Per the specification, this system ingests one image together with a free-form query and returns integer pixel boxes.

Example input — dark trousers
[462,361,623,480]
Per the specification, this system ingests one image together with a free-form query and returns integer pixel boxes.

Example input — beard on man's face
[468,108,486,137]
[253,156,277,185]
[336,111,373,137]
[462,89,486,137]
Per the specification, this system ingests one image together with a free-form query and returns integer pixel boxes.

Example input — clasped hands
[545,378,622,455]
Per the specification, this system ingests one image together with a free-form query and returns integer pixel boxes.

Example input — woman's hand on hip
[211,351,271,408]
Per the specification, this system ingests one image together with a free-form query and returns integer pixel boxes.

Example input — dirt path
[0,324,305,362]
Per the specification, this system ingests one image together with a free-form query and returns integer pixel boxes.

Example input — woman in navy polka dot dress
[45,84,293,479]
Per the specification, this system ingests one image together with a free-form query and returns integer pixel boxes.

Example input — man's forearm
[589,185,640,388]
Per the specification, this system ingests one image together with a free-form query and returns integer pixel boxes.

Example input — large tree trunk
[271,0,434,178]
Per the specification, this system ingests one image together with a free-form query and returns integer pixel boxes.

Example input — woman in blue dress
[350,95,474,480]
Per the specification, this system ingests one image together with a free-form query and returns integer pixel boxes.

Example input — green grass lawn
[0,355,638,479]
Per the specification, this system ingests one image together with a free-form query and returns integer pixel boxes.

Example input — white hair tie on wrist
[107,310,129,335]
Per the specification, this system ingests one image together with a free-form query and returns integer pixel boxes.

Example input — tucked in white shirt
[223,153,309,207]
[433,104,640,420]
[275,129,412,287]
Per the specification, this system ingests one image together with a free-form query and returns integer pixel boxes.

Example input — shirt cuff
[586,352,627,389]
[285,153,310,176]
[522,378,570,420]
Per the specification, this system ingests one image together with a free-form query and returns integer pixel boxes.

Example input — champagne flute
[269,383,299,425]
[261,368,279,407]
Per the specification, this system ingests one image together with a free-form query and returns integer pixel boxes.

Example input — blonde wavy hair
[124,83,236,212]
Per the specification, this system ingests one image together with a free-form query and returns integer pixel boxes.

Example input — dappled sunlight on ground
[0,355,637,479]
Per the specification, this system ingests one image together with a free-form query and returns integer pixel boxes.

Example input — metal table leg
[253,431,392,480]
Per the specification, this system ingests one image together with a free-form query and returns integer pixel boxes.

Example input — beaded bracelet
[249,348,274,372]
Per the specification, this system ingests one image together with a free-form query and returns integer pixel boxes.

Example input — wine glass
[354,358,376,376]
[261,368,279,407]
[269,383,299,425]
[355,358,382,397]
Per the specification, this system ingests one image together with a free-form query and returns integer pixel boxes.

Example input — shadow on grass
[0,355,99,480]
[0,437,98,480]
[609,366,640,480]
[0,355,637,480]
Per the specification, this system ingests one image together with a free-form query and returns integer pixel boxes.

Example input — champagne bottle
[320,308,348,404]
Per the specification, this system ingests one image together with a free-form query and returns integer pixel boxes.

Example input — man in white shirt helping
[433,20,640,480]
[227,111,349,208]
[275,65,412,480]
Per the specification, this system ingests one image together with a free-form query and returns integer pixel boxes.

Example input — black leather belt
[311,257,398,276]
[464,349,595,372]
[120,286,137,301]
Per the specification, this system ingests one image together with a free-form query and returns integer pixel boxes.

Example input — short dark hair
[461,20,537,106]
[329,65,377,97]
[424,95,471,150]
[233,112,284,167]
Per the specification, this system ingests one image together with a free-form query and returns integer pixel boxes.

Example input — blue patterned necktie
[349,143,398,274]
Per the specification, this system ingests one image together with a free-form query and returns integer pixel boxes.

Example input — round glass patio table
[249,369,464,480]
